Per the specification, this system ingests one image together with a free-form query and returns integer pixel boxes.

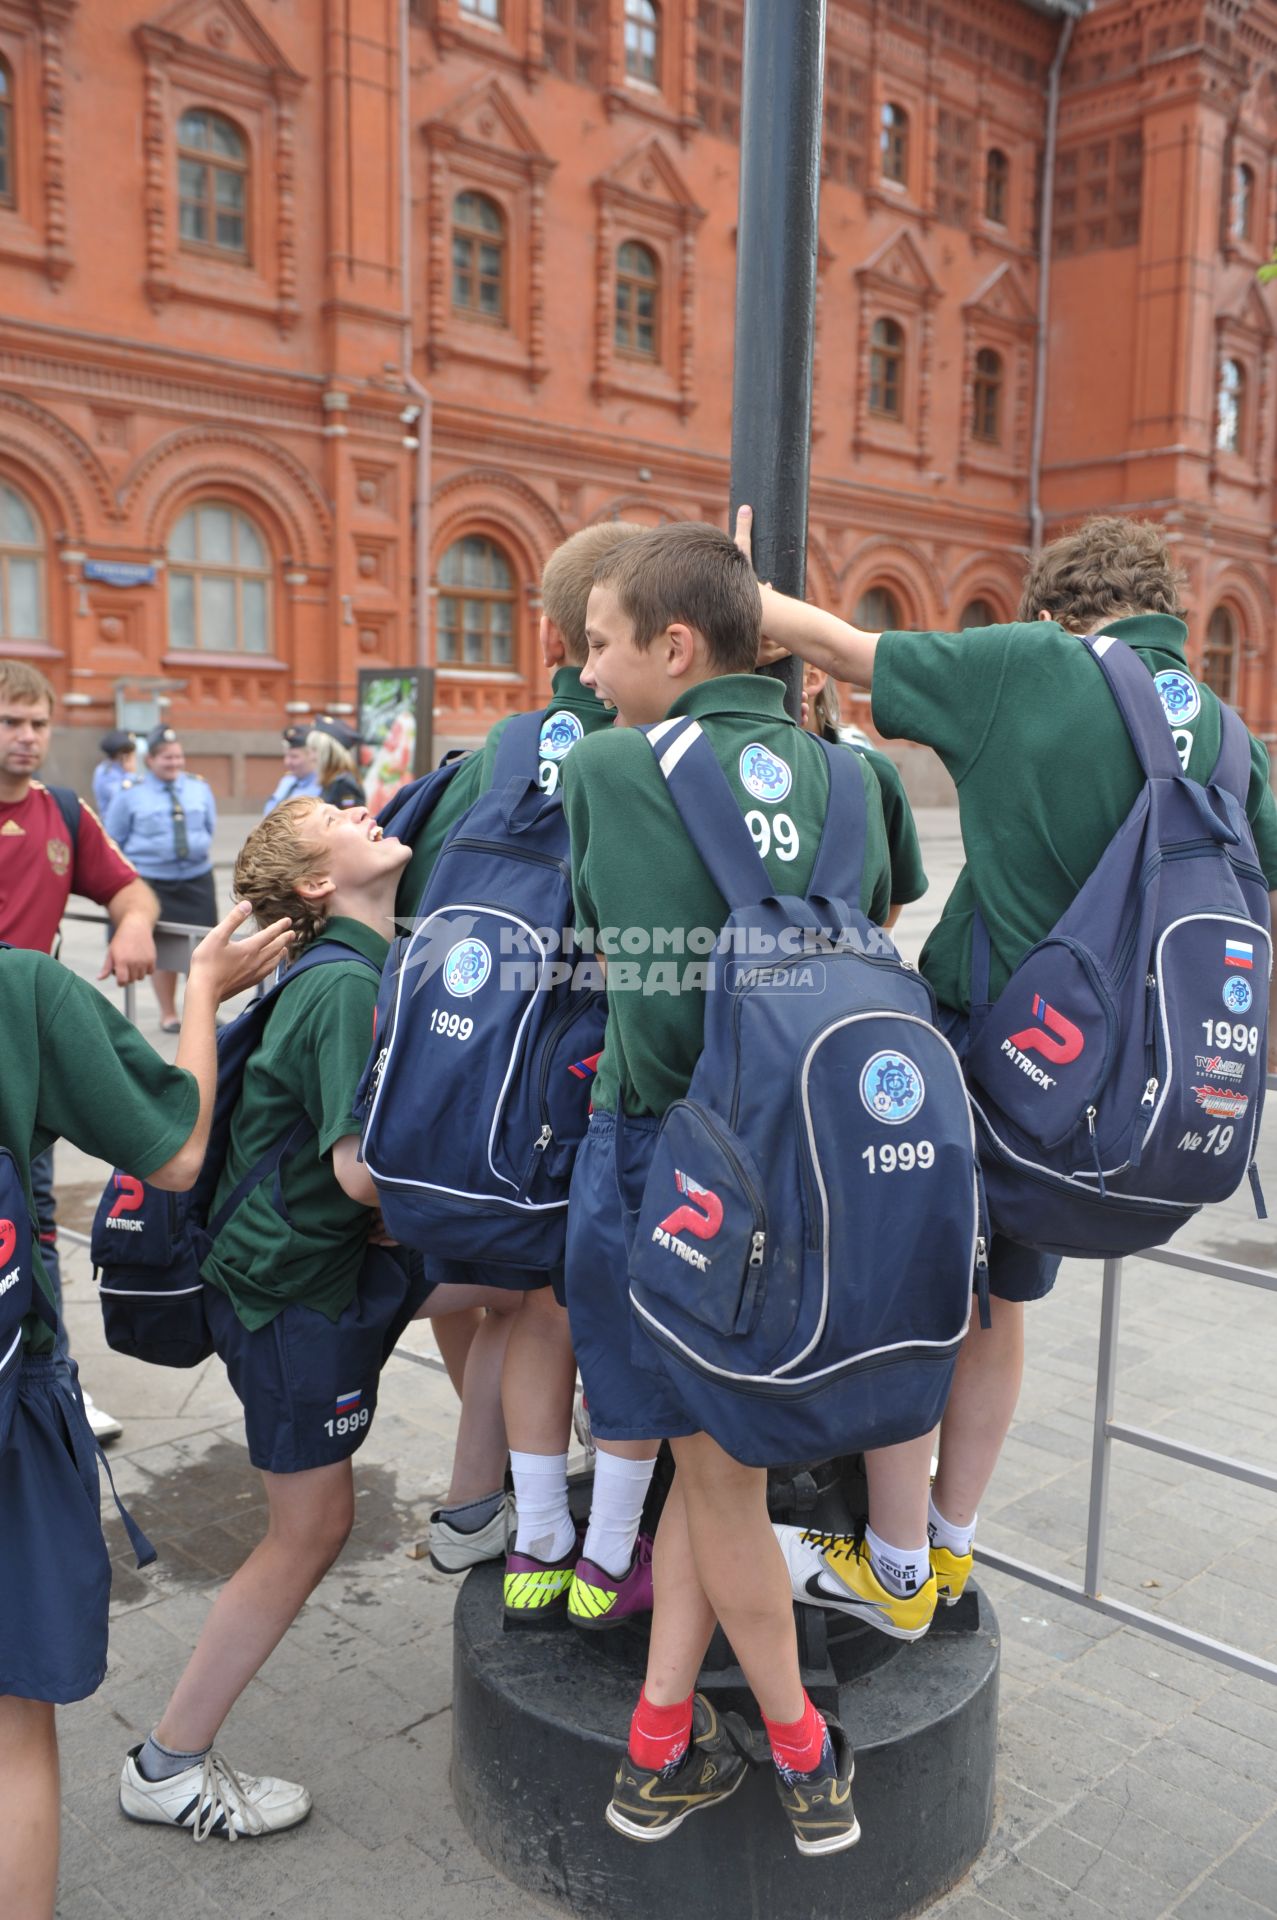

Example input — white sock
[510,1450,575,1562]
[581,1451,657,1580]
[865,1523,930,1597]
[927,1494,976,1559]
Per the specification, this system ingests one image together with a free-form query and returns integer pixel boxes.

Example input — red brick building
[0,0,1273,802]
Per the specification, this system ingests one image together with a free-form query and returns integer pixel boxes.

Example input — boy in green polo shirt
[394,521,667,1634]
[2,904,293,1920]
[741,509,1277,1620]
[120,799,521,1843]
[562,522,900,1855]
[805,663,928,926]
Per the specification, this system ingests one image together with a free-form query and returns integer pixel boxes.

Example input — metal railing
[975,1075,1277,1687]
[57,910,1277,1682]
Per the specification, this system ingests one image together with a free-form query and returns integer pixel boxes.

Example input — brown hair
[1018,516,1188,629]
[541,521,646,662]
[233,797,329,953]
[0,661,55,712]
[591,521,761,673]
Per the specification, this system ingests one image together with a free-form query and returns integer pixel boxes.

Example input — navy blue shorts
[205,1246,432,1474]
[940,1007,1063,1304]
[0,1357,111,1705]
[564,1111,696,1444]
[423,1255,564,1307]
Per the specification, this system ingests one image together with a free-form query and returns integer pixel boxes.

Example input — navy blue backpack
[0,1151,55,1447]
[359,710,606,1270]
[92,943,379,1366]
[963,635,1271,1259]
[625,716,982,1469]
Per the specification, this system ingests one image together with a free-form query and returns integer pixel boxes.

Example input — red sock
[628,1687,694,1772]
[763,1693,827,1773]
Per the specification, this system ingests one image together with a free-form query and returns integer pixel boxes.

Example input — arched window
[960,598,995,629]
[615,241,659,358]
[438,535,516,668]
[854,586,902,631]
[0,482,44,641]
[880,102,909,186]
[168,502,271,654]
[985,148,1009,225]
[1217,358,1245,454]
[177,110,248,257]
[452,191,505,319]
[0,63,13,209]
[625,0,660,84]
[1231,162,1254,244]
[1202,606,1237,703]
[972,348,1003,444]
[869,318,905,418]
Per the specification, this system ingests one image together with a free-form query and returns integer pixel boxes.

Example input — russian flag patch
[335,1390,362,1414]
[1225,939,1254,970]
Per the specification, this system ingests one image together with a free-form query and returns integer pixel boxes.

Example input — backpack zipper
[440,836,571,882]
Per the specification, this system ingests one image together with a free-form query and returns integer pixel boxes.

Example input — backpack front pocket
[966,937,1117,1151]
[629,1101,768,1339]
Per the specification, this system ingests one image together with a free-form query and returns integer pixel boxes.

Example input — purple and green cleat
[568,1533,654,1630]
[502,1539,580,1630]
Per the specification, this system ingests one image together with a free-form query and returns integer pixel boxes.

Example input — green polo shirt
[201,917,388,1330]
[853,742,928,907]
[872,613,1277,1015]
[563,673,894,1118]
[395,667,613,918]
[1,951,198,1354]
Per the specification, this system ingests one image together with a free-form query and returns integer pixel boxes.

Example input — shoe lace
[192,1750,265,1843]
[798,1526,864,1558]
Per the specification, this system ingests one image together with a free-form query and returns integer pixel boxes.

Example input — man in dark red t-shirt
[0,661,161,1442]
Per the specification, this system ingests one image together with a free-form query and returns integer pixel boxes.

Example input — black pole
[730,0,827,723]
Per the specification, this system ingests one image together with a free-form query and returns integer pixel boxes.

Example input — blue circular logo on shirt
[860,1051,926,1126]
[444,939,491,998]
[1223,975,1253,1014]
[1154,670,1201,728]
[539,710,584,762]
[739,743,793,803]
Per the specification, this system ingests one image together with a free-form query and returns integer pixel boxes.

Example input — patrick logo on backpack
[106,1174,145,1228]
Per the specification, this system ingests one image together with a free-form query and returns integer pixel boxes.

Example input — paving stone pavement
[42,807,1277,1918]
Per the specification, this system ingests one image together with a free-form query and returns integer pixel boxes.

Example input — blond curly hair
[233,797,330,954]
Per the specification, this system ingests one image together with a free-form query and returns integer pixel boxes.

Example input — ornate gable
[964,262,1035,332]
[855,228,941,305]
[427,75,547,169]
[138,0,301,87]
[596,138,702,222]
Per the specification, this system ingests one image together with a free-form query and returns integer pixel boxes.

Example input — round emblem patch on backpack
[444,938,491,998]
[1223,975,1253,1014]
[860,1051,926,1125]
[539,710,583,762]
[1154,669,1200,728]
[739,743,792,803]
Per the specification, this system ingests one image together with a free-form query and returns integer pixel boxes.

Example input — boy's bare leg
[0,1695,58,1920]
[641,1474,717,1704]
[416,1294,520,1504]
[931,1296,1024,1528]
[431,1307,481,1399]
[154,1460,355,1753]
[501,1287,575,1455]
[864,1432,934,1543]
[673,1432,804,1723]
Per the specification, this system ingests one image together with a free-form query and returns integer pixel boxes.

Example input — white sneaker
[119,1747,311,1841]
[428,1492,513,1573]
[82,1392,123,1445]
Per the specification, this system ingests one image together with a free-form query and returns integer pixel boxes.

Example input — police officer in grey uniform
[262,724,322,816]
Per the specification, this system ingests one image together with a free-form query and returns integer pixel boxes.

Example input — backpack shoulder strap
[375,756,466,839]
[1079,635,1185,780]
[206,942,380,1240]
[808,735,867,903]
[643,717,773,906]
[1212,702,1253,809]
[492,709,546,789]
[47,784,81,850]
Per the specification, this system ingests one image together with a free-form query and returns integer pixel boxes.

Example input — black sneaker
[773,1715,861,1857]
[605,1694,751,1842]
